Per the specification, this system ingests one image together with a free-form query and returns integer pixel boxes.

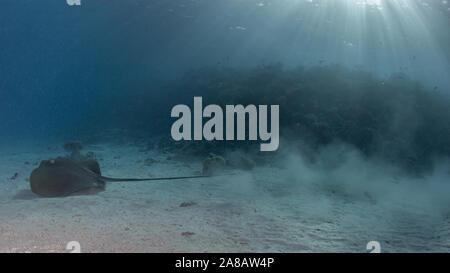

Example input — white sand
[0,140,449,253]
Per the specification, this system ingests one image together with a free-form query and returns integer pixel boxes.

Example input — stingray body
[30,157,207,197]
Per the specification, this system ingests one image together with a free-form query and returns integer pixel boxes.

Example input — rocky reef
[158,64,450,174]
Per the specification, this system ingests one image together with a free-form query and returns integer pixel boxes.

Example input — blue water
[1,0,449,142]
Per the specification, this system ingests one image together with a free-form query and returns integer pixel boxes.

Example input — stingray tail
[100,174,211,182]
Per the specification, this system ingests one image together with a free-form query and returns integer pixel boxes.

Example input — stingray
[30,157,209,197]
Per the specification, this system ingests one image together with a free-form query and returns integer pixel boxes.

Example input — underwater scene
[0,0,449,253]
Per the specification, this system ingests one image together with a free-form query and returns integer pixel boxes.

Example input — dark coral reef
[162,64,450,173]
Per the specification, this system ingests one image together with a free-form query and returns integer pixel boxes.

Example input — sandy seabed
[0,139,449,253]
